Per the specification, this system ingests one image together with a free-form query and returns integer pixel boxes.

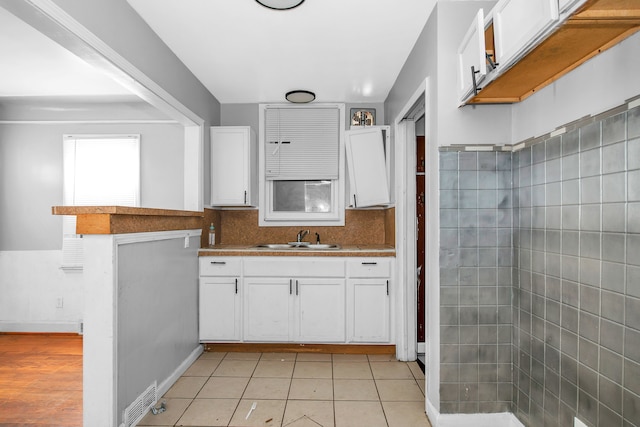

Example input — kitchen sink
[254,244,296,249]
[253,243,341,250]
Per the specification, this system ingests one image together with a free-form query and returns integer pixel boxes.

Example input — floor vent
[124,381,157,427]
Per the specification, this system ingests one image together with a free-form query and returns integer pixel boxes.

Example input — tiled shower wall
[512,106,640,427]
[439,150,514,413]
[438,103,640,425]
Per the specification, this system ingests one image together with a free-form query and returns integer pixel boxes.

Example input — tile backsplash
[439,103,640,426]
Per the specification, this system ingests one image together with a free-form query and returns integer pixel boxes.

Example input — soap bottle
[208,223,215,247]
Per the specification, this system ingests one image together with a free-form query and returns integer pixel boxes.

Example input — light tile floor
[138,352,432,427]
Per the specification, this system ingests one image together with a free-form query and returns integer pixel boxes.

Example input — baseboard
[157,345,204,398]
[0,321,81,334]
[426,396,524,427]
[203,342,396,354]
[417,341,426,353]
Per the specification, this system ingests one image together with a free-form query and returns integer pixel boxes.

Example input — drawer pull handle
[289,279,292,295]
[235,278,238,294]
[211,261,226,265]
[386,280,389,296]
[296,280,299,296]
[362,262,378,265]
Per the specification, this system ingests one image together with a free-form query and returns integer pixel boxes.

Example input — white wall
[0,250,83,332]
[512,31,640,142]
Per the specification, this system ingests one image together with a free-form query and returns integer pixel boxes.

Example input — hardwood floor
[0,334,82,426]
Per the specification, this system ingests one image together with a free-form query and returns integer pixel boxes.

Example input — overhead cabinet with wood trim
[458,0,640,105]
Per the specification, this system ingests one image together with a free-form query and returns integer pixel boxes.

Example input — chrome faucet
[297,229,309,243]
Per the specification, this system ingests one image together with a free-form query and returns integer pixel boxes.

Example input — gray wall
[385,2,509,146]
[0,122,184,251]
[220,102,385,130]
[511,106,640,427]
[49,0,220,126]
[439,150,514,413]
[117,234,200,425]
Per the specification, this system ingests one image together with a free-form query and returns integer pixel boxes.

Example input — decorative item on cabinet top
[350,108,376,126]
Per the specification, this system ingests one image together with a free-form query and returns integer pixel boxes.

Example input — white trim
[394,79,441,414]
[113,229,202,246]
[0,321,81,333]
[426,395,524,427]
[258,103,346,227]
[0,120,178,125]
[184,126,204,211]
[157,345,204,397]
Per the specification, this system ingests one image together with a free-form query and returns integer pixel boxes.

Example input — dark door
[416,136,426,343]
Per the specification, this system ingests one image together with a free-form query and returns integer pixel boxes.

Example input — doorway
[416,119,426,366]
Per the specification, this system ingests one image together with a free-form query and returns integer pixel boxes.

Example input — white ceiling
[126,0,437,104]
[0,7,130,98]
[0,0,439,105]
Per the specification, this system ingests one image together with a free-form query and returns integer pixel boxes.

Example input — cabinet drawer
[347,258,391,278]
[244,257,344,277]
[199,257,241,276]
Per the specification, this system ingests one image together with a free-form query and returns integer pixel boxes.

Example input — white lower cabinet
[199,255,391,344]
[243,257,346,343]
[244,278,292,341]
[199,258,241,341]
[347,259,391,343]
[244,277,345,342]
[295,278,345,342]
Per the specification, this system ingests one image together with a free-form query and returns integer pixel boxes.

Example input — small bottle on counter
[208,223,215,247]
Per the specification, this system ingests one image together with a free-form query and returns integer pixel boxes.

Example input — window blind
[62,135,140,269]
[265,107,339,180]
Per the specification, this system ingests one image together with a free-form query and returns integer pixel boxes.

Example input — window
[259,104,345,226]
[62,135,140,269]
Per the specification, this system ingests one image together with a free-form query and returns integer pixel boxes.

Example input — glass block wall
[438,103,640,425]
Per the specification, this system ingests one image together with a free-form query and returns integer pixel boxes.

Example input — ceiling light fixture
[286,90,315,103]
[255,0,305,10]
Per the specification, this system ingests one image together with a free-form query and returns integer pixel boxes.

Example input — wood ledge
[203,343,396,355]
[52,206,203,235]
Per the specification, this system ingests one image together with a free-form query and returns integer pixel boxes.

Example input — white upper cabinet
[493,0,559,71]
[457,9,487,102]
[210,126,257,206]
[345,126,390,208]
[558,0,587,15]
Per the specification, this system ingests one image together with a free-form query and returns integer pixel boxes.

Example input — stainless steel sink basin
[253,243,341,250]
[303,244,341,249]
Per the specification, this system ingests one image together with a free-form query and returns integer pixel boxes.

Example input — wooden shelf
[467,0,640,104]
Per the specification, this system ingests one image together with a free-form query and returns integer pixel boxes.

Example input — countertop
[52,205,203,234]
[198,244,395,257]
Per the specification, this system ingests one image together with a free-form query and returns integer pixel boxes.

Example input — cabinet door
[345,127,390,208]
[199,277,240,341]
[348,279,390,343]
[295,278,345,342]
[211,127,252,206]
[493,0,558,70]
[244,278,293,341]
[458,8,487,102]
